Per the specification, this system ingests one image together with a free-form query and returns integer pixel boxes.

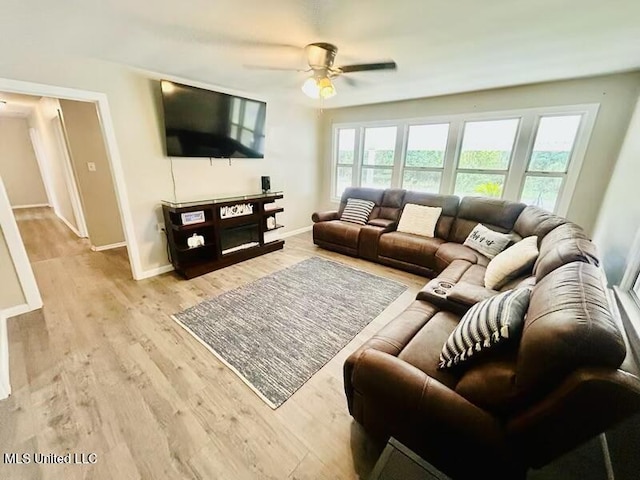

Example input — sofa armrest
[447,282,497,305]
[367,218,397,231]
[349,349,518,478]
[311,210,339,223]
[507,367,640,468]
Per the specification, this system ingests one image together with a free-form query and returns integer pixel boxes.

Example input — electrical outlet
[87,162,97,172]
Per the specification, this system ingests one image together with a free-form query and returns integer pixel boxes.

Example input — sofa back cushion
[449,197,526,244]
[378,189,406,222]
[516,262,626,394]
[403,192,459,239]
[513,205,568,242]
[339,187,385,218]
[533,222,598,281]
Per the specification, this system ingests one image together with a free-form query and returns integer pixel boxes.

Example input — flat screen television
[160,80,266,158]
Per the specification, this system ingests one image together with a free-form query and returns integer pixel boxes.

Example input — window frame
[330,103,599,216]
[399,122,450,194]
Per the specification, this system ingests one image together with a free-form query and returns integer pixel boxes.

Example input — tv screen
[160,80,266,158]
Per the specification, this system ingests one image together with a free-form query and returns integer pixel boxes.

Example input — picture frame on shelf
[181,210,205,225]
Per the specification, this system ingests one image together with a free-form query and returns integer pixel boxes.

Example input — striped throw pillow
[340,198,375,225]
[439,287,532,369]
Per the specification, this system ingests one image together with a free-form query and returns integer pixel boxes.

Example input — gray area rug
[172,257,407,408]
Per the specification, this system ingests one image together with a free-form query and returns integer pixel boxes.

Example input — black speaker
[261,176,271,194]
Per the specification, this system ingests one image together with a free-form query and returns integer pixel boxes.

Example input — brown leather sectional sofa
[312,187,640,479]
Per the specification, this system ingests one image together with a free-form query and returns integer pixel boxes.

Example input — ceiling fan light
[318,77,336,99]
[301,77,320,99]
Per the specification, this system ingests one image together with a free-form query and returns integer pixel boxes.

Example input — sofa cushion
[534,223,597,281]
[313,220,362,249]
[378,188,406,222]
[485,236,539,290]
[403,191,459,239]
[513,205,568,242]
[439,288,532,369]
[435,242,490,271]
[449,197,526,244]
[397,310,462,389]
[517,262,626,393]
[378,232,444,268]
[463,224,512,259]
[341,198,375,225]
[397,204,442,237]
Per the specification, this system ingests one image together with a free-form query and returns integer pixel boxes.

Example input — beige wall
[29,98,79,232]
[59,99,124,247]
[0,116,48,207]
[319,72,640,235]
[0,54,321,275]
[593,96,640,284]
[0,226,25,310]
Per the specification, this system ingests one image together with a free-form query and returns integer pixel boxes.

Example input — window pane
[230,125,238,138]
[336,166,352,196]
[337,129,355,165]
[231,98,241,123]
[405,124,449,168]
[458,119,519,170]
[529,115,581,172]
[402,170,442,193]
[243,101,260,129]
[520,176,563,212]
[363,127,397,166]
[361,167,392,188]
[454,173,505,198]
[240,128,253,146]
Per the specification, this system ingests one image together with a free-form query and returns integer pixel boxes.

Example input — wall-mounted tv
[160,80,267,158]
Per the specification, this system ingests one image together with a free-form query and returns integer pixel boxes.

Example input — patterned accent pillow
[439,287,532,369]
[340,198,375,225]
[464,223,512,259]
[397,204,443,237]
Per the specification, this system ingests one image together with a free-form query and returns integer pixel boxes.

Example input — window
[454,119,519,198]
[331,104,597,215]
[361,126,396,189]
[402,124,448,193]
[519,115,582,212]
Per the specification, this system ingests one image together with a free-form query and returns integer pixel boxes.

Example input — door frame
[0,78,142,280]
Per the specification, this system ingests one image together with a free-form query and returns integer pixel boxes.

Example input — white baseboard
[1,304,32,319]
[136,264,175,280]
[11,203,50,210]
[55,210,84,238]
[280,225,312,239]
[91,241,127,252]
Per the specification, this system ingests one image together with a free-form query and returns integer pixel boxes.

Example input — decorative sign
[220,203,254,219]
[181,210,205,225]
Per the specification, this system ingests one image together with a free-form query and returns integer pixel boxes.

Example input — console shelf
[162,192,284,279]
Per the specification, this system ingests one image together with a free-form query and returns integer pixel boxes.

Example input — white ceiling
[1,0,639,108]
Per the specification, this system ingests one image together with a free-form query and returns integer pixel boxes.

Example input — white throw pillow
[485,236,539,290]
[463,224,512,259]
[397,204,443,237]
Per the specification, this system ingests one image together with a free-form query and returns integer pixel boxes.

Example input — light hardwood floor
[0,208,427,480]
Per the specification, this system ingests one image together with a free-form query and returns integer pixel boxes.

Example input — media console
[161,192,284,279]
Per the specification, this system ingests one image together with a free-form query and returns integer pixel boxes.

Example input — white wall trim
[0,78,143,280]
[1,303,32,319]
[0,313,10,400]
[91,241,126,252]
[54,209,83,238]
[137,264,175,280]
[280,225,313,238]
[0,177,42,313]
[11,204,50,210]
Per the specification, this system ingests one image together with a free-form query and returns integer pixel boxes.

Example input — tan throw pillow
[485,236,539,290]
[397,204,442,237]
[463,224,512,259]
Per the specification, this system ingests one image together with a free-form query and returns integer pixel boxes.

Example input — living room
[1,1,639,479]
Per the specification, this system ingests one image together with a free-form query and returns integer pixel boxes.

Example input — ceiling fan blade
[339,61,397,73]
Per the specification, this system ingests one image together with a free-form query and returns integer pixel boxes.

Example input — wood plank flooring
[0,208,426,480]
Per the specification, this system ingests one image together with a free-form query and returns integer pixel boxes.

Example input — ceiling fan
[249,42,397,100]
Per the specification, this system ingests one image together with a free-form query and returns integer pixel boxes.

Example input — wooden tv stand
[161,192,284,279]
